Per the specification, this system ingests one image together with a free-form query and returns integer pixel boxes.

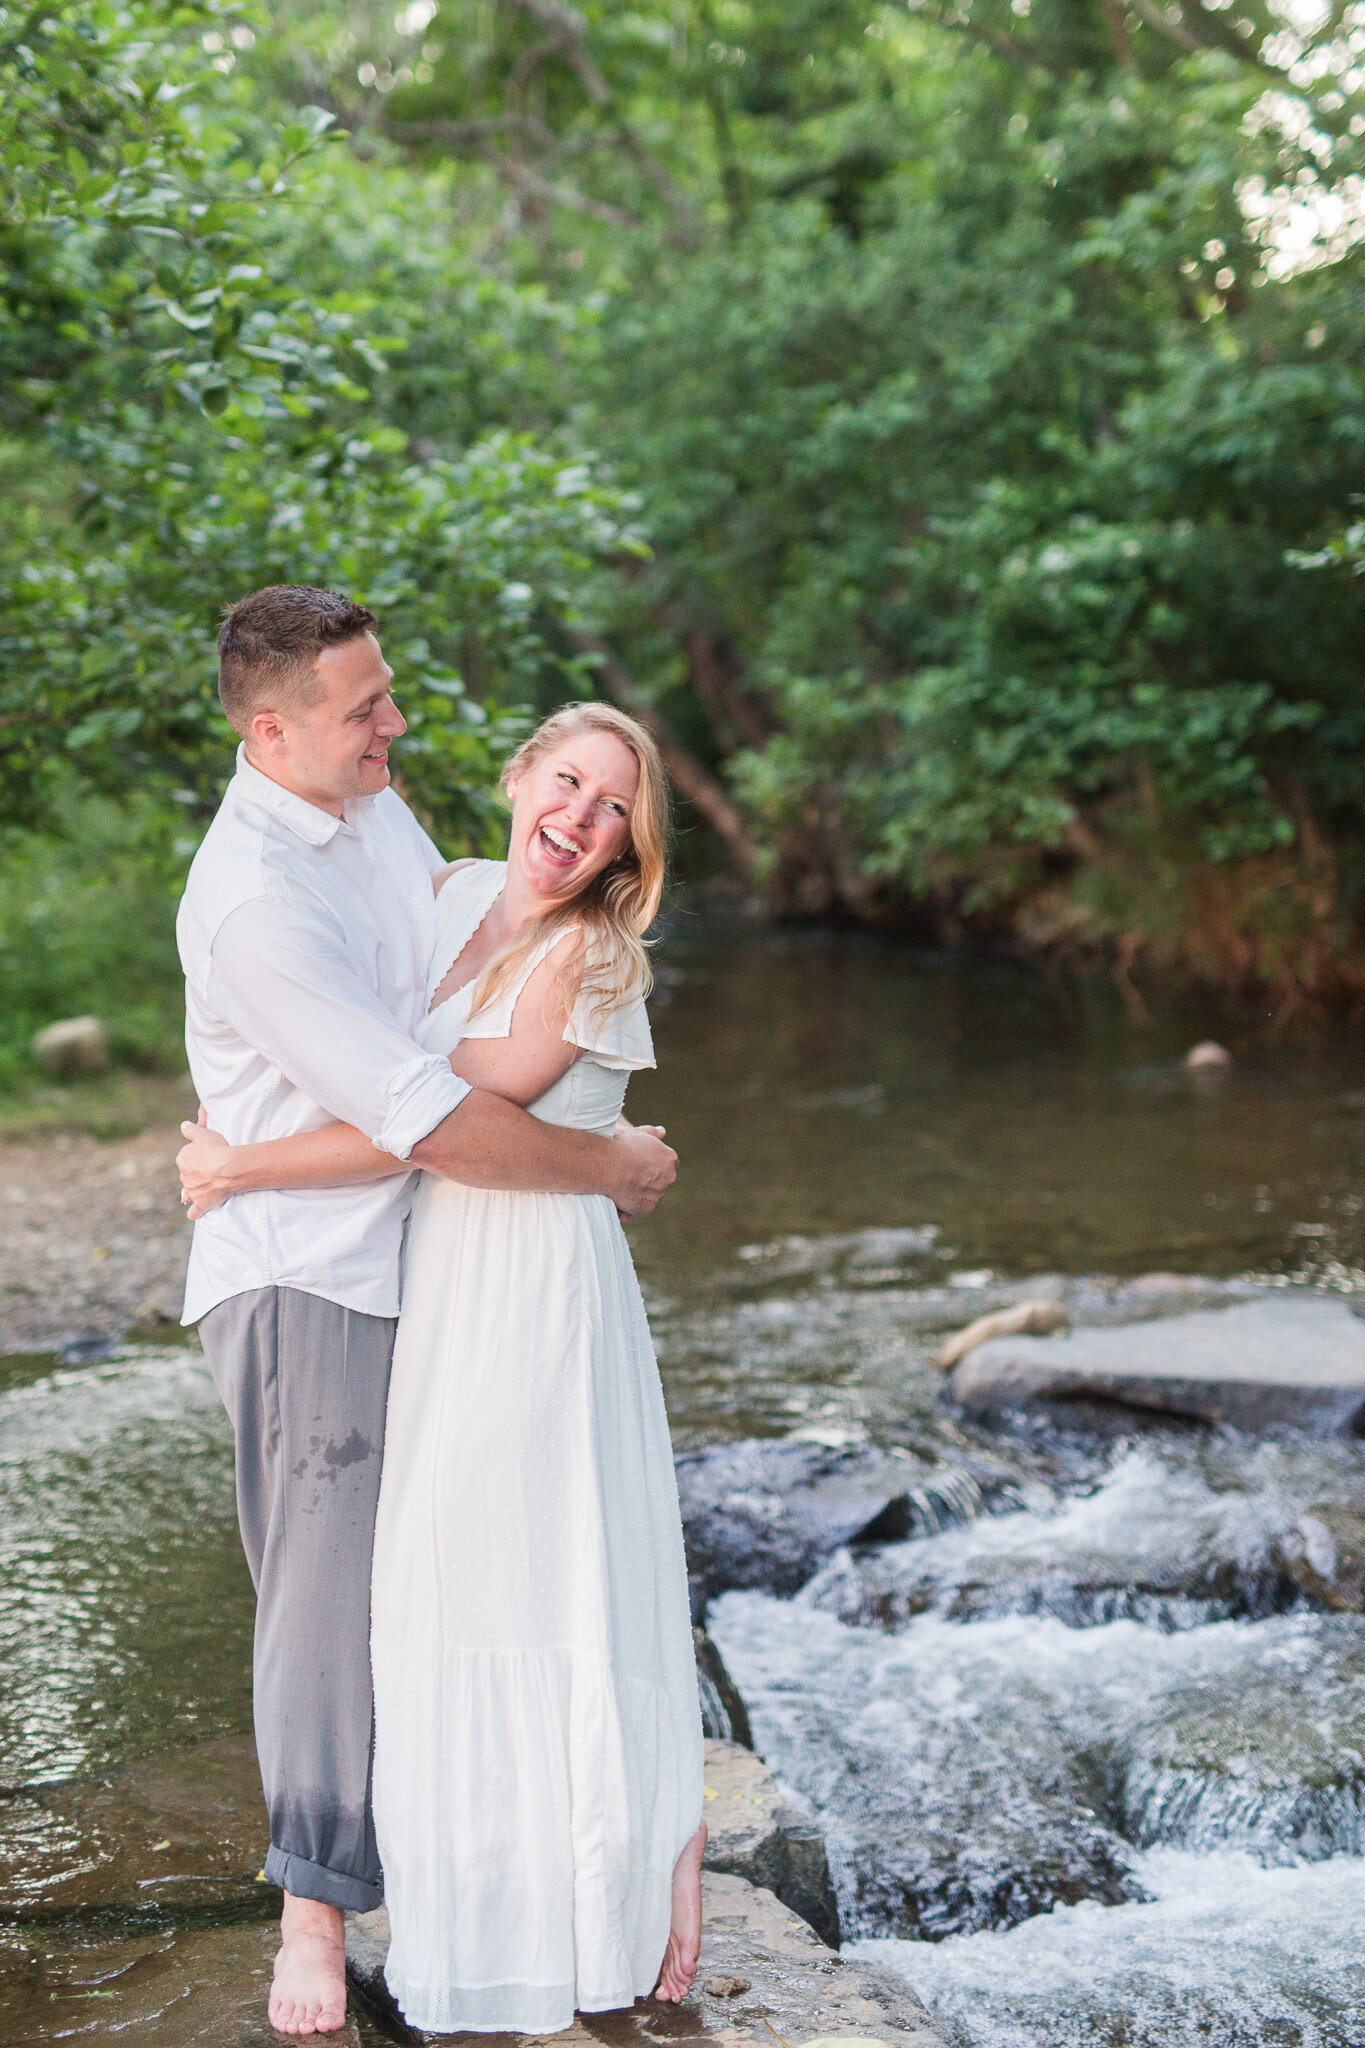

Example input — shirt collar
[232,745,363,847]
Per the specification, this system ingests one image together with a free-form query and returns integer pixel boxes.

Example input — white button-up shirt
[176,747,470,1324]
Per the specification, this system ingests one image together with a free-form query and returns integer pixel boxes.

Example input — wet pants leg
[198,1285,396,1912]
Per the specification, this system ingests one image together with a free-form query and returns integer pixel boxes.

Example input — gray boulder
[702,1736,841,1948]
[951,1294,1365,1436]
[31,1014,108,1077]
[677,1438,986,1604]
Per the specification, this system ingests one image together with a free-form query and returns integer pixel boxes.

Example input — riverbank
[0,1087,193,1354]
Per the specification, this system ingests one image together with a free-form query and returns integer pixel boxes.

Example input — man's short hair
[217,586,377,737]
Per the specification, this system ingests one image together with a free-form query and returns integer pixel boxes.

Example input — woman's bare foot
[270,1895,348,2036]
[655,1821,707,2002]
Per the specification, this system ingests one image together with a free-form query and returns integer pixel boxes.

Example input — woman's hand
[177,1109,237,1220]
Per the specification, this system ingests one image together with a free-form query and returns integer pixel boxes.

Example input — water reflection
[630,918,1365,1291]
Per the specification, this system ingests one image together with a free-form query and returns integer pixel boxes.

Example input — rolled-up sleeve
[209,896,469,1158]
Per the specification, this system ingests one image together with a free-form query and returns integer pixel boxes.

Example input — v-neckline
[427,866,507,1018]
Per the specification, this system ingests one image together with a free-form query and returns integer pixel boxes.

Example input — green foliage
[4,0,1365,1032]
[0,787,194,1084]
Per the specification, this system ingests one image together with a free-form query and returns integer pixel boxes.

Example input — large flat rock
[951,1295,1365,1435]
[346,1871,946,2047]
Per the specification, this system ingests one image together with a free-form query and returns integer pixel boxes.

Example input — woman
[178,704,706,2035]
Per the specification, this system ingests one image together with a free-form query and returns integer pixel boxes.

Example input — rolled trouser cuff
[265,1845,383,1913]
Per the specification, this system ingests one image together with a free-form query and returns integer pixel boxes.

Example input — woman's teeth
[540,826,580,860]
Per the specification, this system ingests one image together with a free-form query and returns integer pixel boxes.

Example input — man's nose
[375,694,406,738]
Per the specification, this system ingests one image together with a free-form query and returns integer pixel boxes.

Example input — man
[176,586,676,2037]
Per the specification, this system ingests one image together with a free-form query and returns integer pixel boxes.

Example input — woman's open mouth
[539,824,584,867]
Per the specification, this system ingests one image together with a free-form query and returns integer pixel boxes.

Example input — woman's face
[506,730,639,902]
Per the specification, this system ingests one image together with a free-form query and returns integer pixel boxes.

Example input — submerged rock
[1120,1618,1365,1862]
[0,1918,353,2047]
[676,1438,988,1604]
[709,1598,1145,1942]
[710,1593,1365,1946]
[952,1294,1365,1436]
[1282,1502,1365,1612]
[805,1448,1301,1632]
[866,1847,1365,2048]
[702,1736,841,1947]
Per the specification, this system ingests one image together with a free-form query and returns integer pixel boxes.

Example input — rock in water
[1282,1503,1365,1611]
[951,1294,1365,1436]
[31,1014,108,1077]
[1119,1617,1365,1863]
[1184,1040,1233,1070]
[711,1596,1145,1943]
[677,1439,985,1603]
[696,1626,754,1746]
[806,1446,1300,1631]
[703,1736,842,1948]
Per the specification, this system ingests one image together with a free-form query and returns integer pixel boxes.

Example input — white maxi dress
[370,859,704,2036]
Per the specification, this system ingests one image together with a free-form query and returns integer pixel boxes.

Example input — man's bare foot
[655,1821,707,2002]
[269,1894,348,2036]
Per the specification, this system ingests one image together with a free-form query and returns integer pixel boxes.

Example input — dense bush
[2,0,1364,1076]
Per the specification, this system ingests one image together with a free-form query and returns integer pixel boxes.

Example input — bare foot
[655,1821,707,2002]
[269,1894,348,2036]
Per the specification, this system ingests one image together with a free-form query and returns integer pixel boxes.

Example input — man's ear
[247,707,287,757]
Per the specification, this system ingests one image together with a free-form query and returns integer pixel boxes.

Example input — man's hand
[609,1119,677,1218]
[177,1108,235,1220]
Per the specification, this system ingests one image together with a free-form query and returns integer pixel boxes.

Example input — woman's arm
[178,945,583,1217]
[178,1114,409,1219]
[445,945,578,1106]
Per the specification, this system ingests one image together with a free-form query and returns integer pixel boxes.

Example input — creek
[5,916,1365,2042]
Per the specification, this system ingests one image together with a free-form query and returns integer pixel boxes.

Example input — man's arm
[411,1094,676,1216]
[207,897,676,1211]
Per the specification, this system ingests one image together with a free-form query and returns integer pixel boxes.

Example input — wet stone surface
[952,1294,1365,1436]
[701,1739,841,1949]
[676,1438,1037,1608]
[346,1872,946,2048]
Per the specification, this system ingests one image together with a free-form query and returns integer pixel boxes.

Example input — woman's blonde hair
[469,701,669,1026]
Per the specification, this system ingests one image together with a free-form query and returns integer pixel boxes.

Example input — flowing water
[6,917,1365,2042]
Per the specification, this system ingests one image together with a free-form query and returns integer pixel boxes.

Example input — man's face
[248,633,407,814]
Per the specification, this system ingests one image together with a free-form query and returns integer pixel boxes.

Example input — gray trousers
[199,1285,396,1912]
